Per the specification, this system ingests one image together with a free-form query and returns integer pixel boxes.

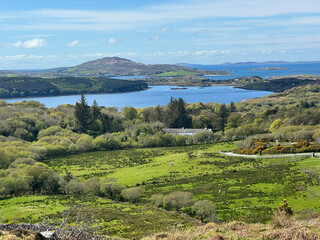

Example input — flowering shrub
[235,139,320,155]
[278,198,293,215]
[234,139,267,154]
[262,144,295,154]
[293,140,309,148]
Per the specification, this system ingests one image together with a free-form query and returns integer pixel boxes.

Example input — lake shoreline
[4,85,274,108]
[0,87,151,102]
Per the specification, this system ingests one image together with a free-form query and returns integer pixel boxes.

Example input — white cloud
[67,55,79,58]
[67,40,79,47]
[2,0,319,32]
[261,49,273,54]
[85,53,104,57]
[9,34,54,39]
[108,36,133,44]
[151,35,160,41]
[108,37,118,44]
[195,29,208,35]
[153,27,171,34]
[264,16,320,27]
[143,50,230,58]
[11,38,47,48]
[0,54,56,61]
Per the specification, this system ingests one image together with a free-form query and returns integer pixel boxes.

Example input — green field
[0,195,194,239]
[155,70,198,77]
[1,142,320,238]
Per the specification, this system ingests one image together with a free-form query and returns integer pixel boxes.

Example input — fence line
[218,151,320,159]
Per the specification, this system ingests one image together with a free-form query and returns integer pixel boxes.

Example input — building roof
[163,128,212,135]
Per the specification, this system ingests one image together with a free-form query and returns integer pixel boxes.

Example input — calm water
[110,62,320,81]
[5,85,273,108]
[5,62,319,108]
[187,62,320,80]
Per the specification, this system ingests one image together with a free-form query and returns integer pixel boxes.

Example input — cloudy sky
[1,0,320,69]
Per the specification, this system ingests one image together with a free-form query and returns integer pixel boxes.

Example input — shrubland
[0,84,320,238]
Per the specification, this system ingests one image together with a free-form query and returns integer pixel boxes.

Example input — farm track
[219,151,320,158]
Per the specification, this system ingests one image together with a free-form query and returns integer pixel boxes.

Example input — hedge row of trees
[150,191,216,223]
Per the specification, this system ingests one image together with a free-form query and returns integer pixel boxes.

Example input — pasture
[1,142,320,238]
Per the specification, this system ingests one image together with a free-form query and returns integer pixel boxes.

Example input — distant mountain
[0,70,23,77]
[220,61,313,66]
[177,60,320,68]
[40,57,227,77]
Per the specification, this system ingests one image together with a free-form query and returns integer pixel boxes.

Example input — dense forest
[212,76,320,92]
[0,76,148,98]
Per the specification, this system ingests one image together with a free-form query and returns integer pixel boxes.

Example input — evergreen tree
[218,104,229,132]
[230,101,236,112]
[74,94,90,133]
[88,100,104,135]
[176,98,192,128]
[165,97,178,127]
[91,100,101,120]
[151,105,163,122]
[165,97,191,128]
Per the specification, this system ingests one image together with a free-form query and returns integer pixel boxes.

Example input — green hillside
[1,143,319,238]
[0,76,148,98]
[39,57,229,77]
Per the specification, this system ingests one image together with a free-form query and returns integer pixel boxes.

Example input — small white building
[163,128,212,136]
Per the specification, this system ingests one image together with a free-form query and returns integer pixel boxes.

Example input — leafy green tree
[192,200,216,223]
[150,194,164,207]
[140,107,153,122]
[0,150,16,169]
[270,119,284,133]
[66,179,84,195]
[150,105,163,122]
[163,191,194,211]
[100,178,124,200]
[76,134,94,152]
[192,115,211,128]
[123,107,138,121]
[24,163,57,194]
[121,187,143,202]
[84,177,101,195]
[226,113,242,129]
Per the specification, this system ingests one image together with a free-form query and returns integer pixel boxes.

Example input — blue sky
[1,0,320,69]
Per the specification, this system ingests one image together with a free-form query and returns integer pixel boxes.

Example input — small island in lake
[170,87,188,90]
[250,67,289,71]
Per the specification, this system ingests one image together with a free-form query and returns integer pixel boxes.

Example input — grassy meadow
[1,142,320,238]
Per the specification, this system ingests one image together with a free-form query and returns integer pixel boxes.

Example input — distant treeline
[238,78,320,92]
[0,77,148,98]
[213,77,320,92]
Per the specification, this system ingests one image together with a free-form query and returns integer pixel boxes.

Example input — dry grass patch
[143,218,320,240]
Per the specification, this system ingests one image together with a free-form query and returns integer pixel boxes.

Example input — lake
[110,62,320,81]
[186,62,320,80]
[5,85,273,108]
